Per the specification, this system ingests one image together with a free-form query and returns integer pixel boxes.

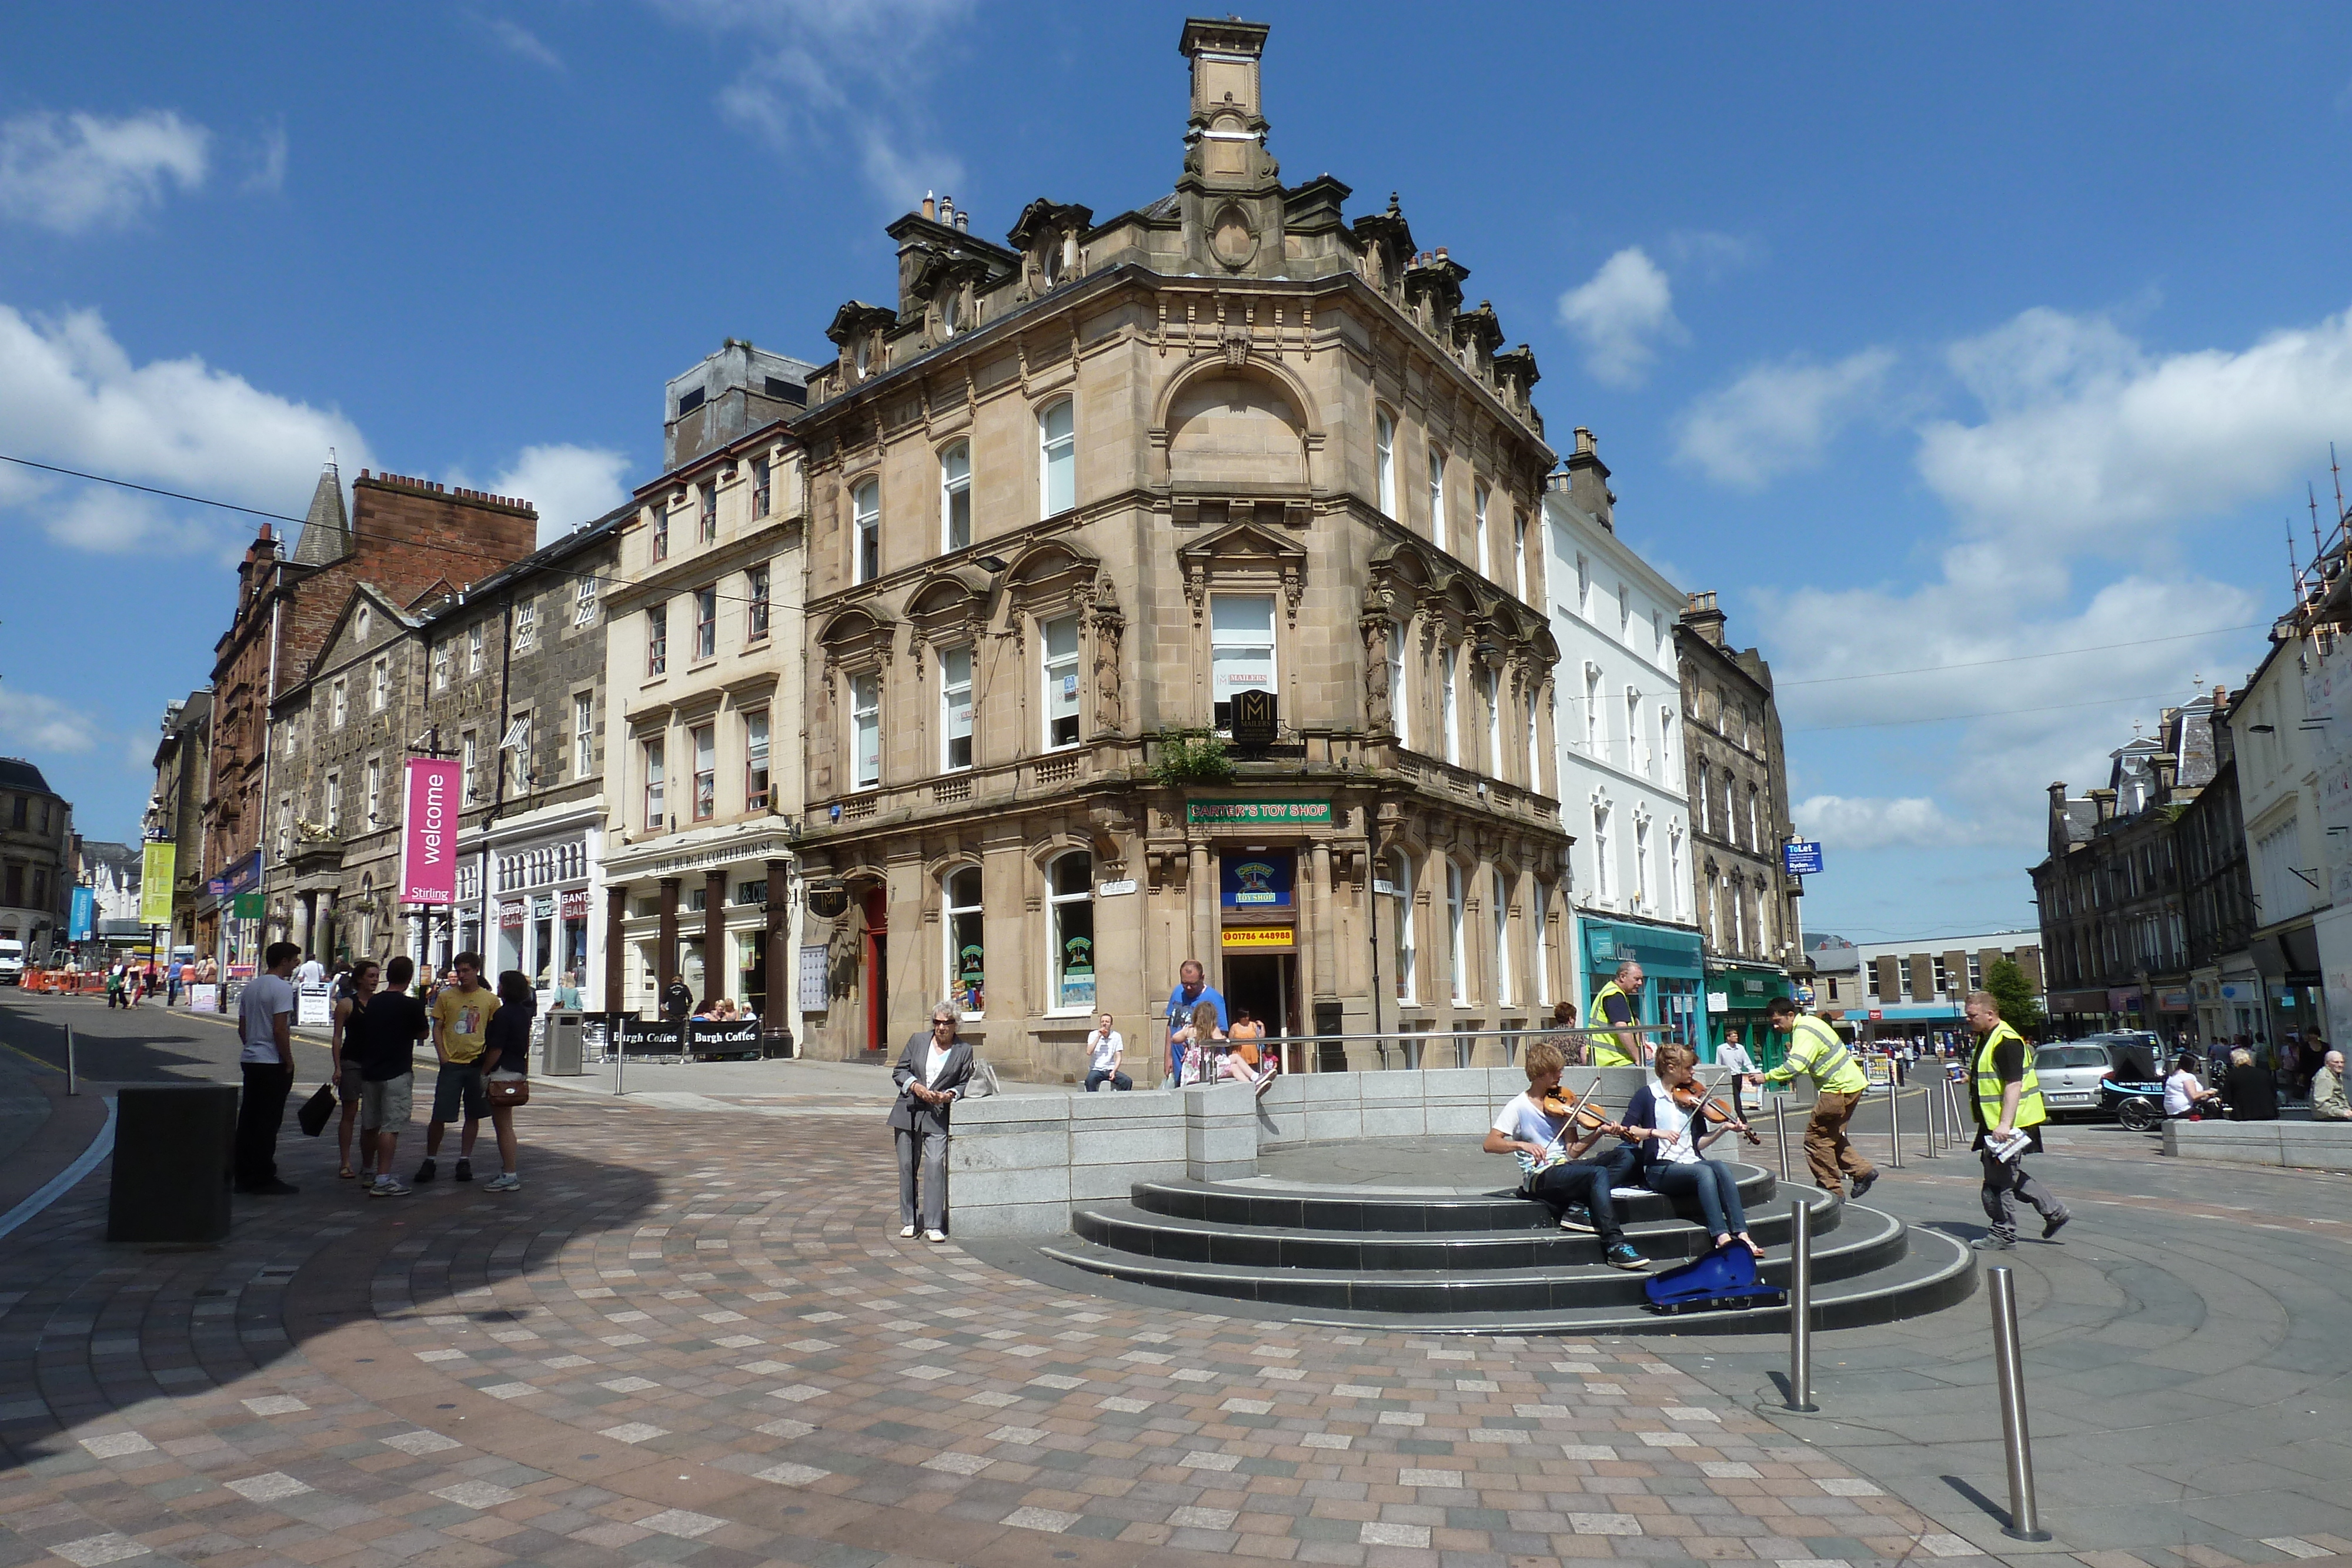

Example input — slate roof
[0,758,54,795]
[290,466,351,566]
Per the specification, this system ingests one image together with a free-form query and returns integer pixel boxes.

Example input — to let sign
[1782,840,1825,877]
[1187,799,1332,827]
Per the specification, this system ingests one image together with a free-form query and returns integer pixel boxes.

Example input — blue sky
[4,1,2348,943]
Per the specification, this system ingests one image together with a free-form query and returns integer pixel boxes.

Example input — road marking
[0,1096,116,1242]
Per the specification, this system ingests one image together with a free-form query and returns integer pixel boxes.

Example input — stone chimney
[2151,754,2178,801]
[1177,17,1284,277]
[1565,426,1615,530]
[1681,590,1728,648]
[2211,684,2236,766]
[2090,787,2117,824]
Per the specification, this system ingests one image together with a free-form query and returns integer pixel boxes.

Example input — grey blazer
[888,1034,974,1134]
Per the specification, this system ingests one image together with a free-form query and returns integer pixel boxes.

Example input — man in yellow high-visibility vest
[1963,990,2070,1250]
[1585,959,1644,1068]
[1759,997,1876,1198]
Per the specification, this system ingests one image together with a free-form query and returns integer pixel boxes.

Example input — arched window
[1446,860,1467,1005]
[1374,409,1396,517]
[939,646,974,771]
[1388,850,1416,1003]
[1048,852,1095,1011]
[1387,623,1409,748]
[940,442,971,551]
[939,291,960,337]
[1441,644,1460,764]
[852,479,881,584]
[1039,399,1075,518]
[946,867,984,1012]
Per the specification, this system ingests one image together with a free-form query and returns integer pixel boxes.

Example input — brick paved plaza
[0,995,2348,1568]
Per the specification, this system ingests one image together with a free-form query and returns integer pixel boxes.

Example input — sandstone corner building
[779,19,1574,1075]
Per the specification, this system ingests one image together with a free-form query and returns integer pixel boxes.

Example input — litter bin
[108,1083,235,1244]
[543,1009,584,1076]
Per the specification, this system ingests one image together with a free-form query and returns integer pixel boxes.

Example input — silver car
[2033,1033,2159,1118]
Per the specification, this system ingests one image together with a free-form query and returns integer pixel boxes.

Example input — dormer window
[939,292,960,337]
[853,337,871,378]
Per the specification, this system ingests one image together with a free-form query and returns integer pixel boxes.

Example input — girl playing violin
[1481,1040,1651,1271]
[1621,1042,1766,1259]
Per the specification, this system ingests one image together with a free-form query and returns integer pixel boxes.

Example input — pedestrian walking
[475,971,532,1191]
[328,958,381,1181]
[1161,959,1225,1087]
[889,1002,974,1242]
[166,955,183,1007]
[1083,1013,1131,1092]
[233,941,302,1195]
[358,955,428,1196]
[1585,959,1645,1067]
[1962,989,2068,1249]
[295,952,326,987]
[1715,1028,1758,1122]
[103,962,124,1009]
[415,952,497,1184]
[1758,997,1877,1198]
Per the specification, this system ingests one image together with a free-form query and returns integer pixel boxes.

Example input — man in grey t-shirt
[235,942,302,1195]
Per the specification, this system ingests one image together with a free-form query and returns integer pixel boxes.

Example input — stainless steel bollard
[1987,1265,2052,1541]
[1773,1094,1791,1183]
[1888,1081,1903,1169]
[1786,1196,1818,1411]
[1923,1076,1938,1158]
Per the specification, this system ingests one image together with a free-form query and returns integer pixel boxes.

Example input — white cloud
[243,123,288,193]
[1674,348,1897,489]
[0,110,210,233]
[477,16,566,71]
[654,0,973,207]
[0,686,99,755]
[1792,795,1973,852]
[0,303,370,556]
[450,444,633,544]
[1556,247,1682,387]
[1918,304,2352,557]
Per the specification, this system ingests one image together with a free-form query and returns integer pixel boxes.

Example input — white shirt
[1087,1029,1124,1072]
[1649,1091,1700,1165]
[1715,1041,1756,1075]
[295,959,326,985]
[925,1040,953,1089]
[2164,1070,2203,1116]
[1491,1092,1571,1174]
[238,974,296,1065]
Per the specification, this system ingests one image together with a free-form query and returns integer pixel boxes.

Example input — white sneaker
[924,1229,947,1243]
[900,1225,917,1238]
[483,1173,522,1192]
[370,1177,409,1196]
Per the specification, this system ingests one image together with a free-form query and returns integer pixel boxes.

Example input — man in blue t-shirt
[1164,959,1227,1085]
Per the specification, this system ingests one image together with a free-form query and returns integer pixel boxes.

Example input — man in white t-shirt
[294,953,327,987]
[1084,1014,1130,1092]
[234,941,303,1195]
[1481,1039,1648,1271]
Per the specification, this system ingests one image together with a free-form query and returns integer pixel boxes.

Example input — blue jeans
[1646,1158,1748,1239]
[1084,1069,1131,1092]
[1525,1142,1641,1245]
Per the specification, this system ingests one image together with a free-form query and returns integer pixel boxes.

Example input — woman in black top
[478,971,535,1191]
[2222,1047,2280,1121]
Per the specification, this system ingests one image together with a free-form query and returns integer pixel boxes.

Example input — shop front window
[1048,852,1095,1012]
[946,867,984,1013]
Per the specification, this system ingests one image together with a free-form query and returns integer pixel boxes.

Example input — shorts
[338,1064,365,1102]
[361,1073,413,1132]
[429,1062,487,1124]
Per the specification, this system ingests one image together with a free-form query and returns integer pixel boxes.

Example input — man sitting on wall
[1482,1039,1648,1272]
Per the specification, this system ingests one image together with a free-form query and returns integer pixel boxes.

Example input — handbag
[964,1059,1001,1099]
[486,1071,531,1108]
[296,1081,336,1138]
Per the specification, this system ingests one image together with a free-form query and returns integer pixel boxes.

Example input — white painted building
[1542,434,1705,1042]
[2233,624,2337,1042]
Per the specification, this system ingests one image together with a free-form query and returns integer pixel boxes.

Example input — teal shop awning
[1580,915,1703,981]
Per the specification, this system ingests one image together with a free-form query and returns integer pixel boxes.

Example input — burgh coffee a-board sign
[399,757,460,905]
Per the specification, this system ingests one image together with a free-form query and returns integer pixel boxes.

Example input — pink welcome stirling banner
[399,757,460,904]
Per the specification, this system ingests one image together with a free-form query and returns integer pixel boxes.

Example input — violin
[1539,1078,1617,1136]
[1668,1074,1764,1146]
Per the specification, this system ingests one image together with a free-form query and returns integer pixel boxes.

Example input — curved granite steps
[1127,1163,1782,1235]
[1073,1181,1839,1273]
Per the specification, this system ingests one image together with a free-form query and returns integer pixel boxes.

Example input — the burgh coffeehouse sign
[1185,798,1332,827]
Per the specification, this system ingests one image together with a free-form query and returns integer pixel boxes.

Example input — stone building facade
[144,691,211,953]
[2032,689,2236,1041]
[600,339,813,1037]
[262,509,623,998]
[0,759,73,958]
[199,466,536,969]
[779,19,1571,1077]
[1674,591,1798,1051]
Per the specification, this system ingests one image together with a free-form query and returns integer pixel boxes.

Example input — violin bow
[1535,1075,1605,1166]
